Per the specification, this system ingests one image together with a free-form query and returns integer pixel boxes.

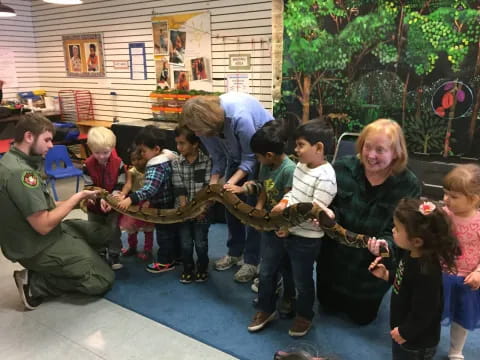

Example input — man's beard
[29,138,43,157]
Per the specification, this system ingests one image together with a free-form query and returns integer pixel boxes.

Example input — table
[0,133,88,156]
[73,120,114,158]
[0,111,61,140]
[76,120,113,135]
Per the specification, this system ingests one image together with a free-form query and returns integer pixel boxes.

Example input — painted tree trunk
[271,0,284,102]
[316,84,324,123]
[468,41,480,142]
[443,84,461,158]
[401,72,410,127]
[302,75,311,123]
[469,88,480,142]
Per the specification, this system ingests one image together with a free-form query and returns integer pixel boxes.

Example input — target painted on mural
[431,81,473,119]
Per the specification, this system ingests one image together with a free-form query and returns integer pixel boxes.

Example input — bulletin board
[129,43,147,80]
[152,11,212,92]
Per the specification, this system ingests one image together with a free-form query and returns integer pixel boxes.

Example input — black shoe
[195,263,208,282]
[99,248,109,262]
[13,270,43,310]
[110,254,123,270]
[180,271,194,284]
[195,270,208,282]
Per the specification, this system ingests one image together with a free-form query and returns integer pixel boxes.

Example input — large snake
[83,184,389,257]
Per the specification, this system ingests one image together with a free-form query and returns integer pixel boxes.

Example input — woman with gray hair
[181,92,273,283]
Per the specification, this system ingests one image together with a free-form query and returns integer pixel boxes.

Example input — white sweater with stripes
[282,161,337,238]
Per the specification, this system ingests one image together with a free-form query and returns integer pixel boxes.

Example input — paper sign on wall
[229,54,251,70]
[226,74,250,94]
[112,60,129,70]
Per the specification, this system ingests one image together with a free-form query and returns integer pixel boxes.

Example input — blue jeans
[155,223,178,264]
[179,221,210,269]
[259,233,295,300]
[258,231,321,320]
[225,163,260,265]
[392,342,436,360]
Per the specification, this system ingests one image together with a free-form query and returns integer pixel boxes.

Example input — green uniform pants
[20,219,115,298]
[88,211,122,256]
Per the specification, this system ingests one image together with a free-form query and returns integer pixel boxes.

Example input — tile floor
[0,177,236,360]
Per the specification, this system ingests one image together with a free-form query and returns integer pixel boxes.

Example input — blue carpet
[105,224,479,360]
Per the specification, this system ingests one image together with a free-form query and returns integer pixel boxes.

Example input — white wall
[25,0,273,123]
[0,0,40,101]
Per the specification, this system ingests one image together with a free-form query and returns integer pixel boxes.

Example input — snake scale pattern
[83,184,389,257]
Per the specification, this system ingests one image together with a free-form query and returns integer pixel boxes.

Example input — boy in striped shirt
[253,121,337,337]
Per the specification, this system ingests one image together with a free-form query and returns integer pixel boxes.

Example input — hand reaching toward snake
[82,184,389,257]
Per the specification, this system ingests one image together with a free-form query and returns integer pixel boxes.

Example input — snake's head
[311,203,336,229]
[295,202,313,215]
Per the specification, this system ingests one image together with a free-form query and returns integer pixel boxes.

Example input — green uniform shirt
[318,155,422,300]
[0,147,60,261]
[258,156,296,211]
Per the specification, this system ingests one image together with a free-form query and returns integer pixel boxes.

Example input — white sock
[448,322,468,360]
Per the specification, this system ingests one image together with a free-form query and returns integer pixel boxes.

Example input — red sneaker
[137,251,153,262]
[121,247,137,257]
[145,262,175,274]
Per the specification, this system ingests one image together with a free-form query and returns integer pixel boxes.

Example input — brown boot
[247,311,277,332]
[288,315,312,337]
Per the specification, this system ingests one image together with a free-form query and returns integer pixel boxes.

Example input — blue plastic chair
[44,145,83,200]
[332,132,360,164]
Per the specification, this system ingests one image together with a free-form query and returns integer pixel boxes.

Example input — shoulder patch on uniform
[21,171,39,188]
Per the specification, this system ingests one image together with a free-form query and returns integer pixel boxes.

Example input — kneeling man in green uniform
[0,113,115,310]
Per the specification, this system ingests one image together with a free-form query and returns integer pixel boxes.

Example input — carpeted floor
[105,224,479,360]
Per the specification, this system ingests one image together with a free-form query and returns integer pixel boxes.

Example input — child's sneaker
[251,276,282,293]
[247,311,277,332]
[180,270,194,284]
[234,263,257,283]
[137,251,153,262]
[195,270,209,282]
[121,247,137,257]
[251,277,259,293]
[215,255,242,271]
[146,262,175,274]
[288,316,312,337]
[110,254,123,270]
[195,264,209,282]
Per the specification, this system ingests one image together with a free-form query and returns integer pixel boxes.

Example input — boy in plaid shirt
[117,125,178,273]
[172,126,212,283]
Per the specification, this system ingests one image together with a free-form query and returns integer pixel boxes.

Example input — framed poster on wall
[153,20,169,57]
[62,33,105,77]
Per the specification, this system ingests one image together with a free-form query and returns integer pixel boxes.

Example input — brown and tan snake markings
[82,184,388,257]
